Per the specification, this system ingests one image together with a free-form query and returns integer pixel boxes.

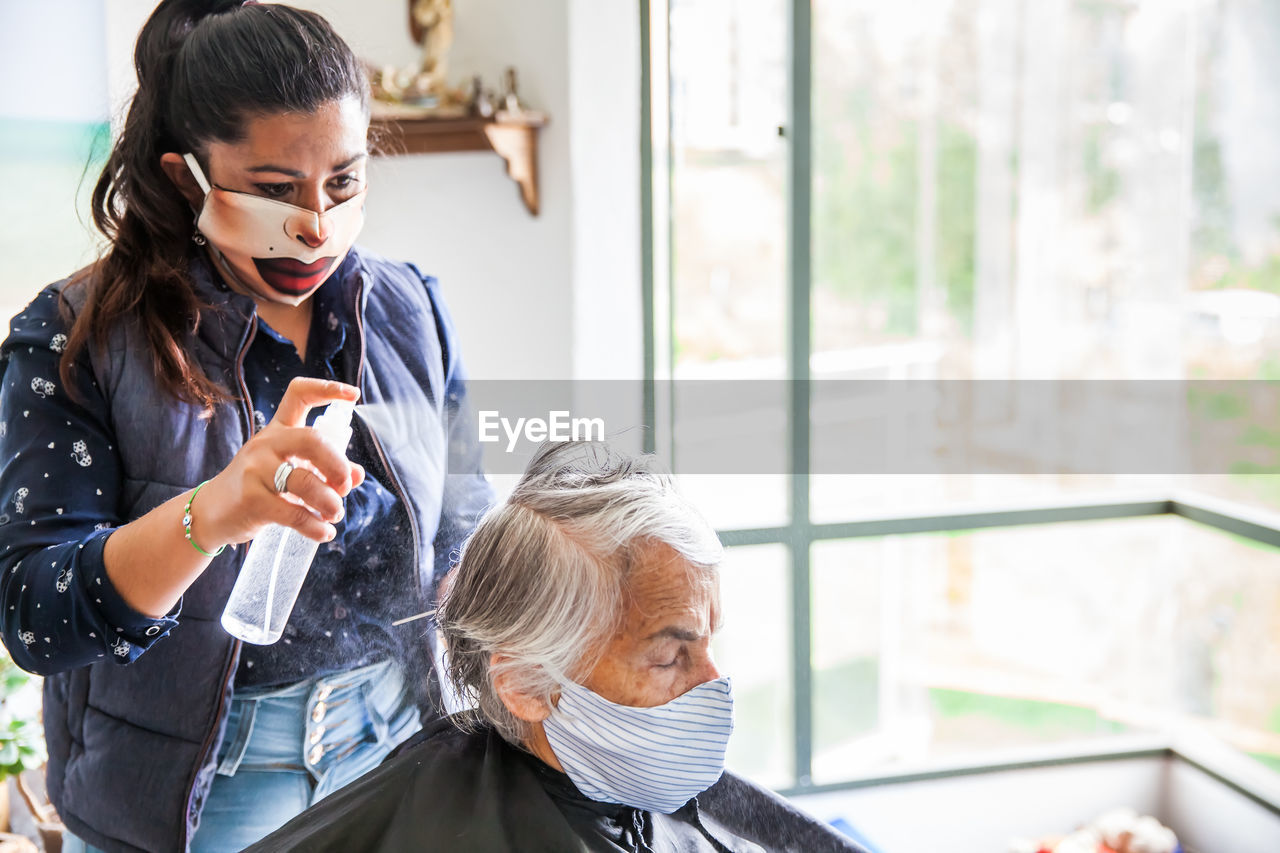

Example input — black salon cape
[244,713,868,853]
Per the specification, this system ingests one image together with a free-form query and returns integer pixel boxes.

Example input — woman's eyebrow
[331,153,367,172]
[245,154,367,178]
[247,164,306,177]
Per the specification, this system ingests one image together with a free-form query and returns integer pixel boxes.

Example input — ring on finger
[273,460,296,494]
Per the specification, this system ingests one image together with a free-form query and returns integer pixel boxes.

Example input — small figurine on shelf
[471,75,495,119]
[500,66,525,116]
[410,0,453,100]
[367,0,470,116]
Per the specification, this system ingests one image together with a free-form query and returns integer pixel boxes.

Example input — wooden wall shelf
[371,108,549,216]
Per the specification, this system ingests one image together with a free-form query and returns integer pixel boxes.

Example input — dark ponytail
[64,0,369,412]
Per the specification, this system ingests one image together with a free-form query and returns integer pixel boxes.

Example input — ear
[159,152,207,210]
[491,653,553,723]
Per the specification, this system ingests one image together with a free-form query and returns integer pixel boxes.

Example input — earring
[192,230,207,246]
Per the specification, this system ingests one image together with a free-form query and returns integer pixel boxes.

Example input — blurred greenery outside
[927,688,1128,737]
[732,654,1140,781]
[813,662,1132,763]
[804,1,1280,505]
[814,108,977,339]
[728,668,791,782]
[805,1,1280,336]
[1250,704,1280,774]
[0,652,44,779]
[724,513,1280,783]
[806,643,1279,780]
[1258,708,1280,775]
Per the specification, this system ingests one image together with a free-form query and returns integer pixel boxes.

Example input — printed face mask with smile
[183,153,366,299]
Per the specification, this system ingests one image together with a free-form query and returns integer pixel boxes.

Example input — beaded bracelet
[183,480,226,558]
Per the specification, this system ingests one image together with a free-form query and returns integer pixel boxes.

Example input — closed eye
[653,646,685,669]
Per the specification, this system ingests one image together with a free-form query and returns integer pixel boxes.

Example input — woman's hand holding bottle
[191,378,366,553]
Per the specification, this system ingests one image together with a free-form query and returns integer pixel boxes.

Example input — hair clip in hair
[392,611,432,627]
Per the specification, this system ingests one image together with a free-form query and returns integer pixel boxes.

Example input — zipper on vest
[351,275,426,601]
[180,312,257,850]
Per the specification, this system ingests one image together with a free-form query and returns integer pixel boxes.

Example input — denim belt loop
[217,677,313,776]
[215,699,259,777]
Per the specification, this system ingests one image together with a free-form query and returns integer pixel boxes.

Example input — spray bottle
[221,401,356,645]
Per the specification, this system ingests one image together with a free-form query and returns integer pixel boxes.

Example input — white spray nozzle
[313,400,356,454]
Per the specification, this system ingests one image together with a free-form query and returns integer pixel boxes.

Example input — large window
[649,0,1280,792]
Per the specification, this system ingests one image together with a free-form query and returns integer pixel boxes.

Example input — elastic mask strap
[183,153,213,195]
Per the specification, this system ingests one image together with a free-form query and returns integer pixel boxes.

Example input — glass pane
[1188,0,1280,381]
[714,543,793,788]
[1174,474,1280,516]
[667,376,790,528]
[810,515,1280,784]
[667,0,789,528]
[676,475,788,532]
[810,0,1280,382]
[812,540,882,772]
[810,0,979,372]
[670,0,787,371]
[808,376,1280,518]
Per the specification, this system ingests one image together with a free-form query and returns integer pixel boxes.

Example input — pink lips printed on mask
[253,256,338,295]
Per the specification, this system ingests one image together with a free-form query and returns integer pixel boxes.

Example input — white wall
[298,0,575,381]
[793,754,1280,853]
[282,0,641,382]
[567,0,643,381]
[1163,761,1280,853]
[103,0,158,127]
[0,1,107,121]
[100,0,643,383]
[795,758,1165,852]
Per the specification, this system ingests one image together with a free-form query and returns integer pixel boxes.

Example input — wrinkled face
[581,542,723,708]
[189,97,369,304]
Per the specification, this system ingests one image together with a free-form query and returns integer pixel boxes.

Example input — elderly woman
[248,442,866,853]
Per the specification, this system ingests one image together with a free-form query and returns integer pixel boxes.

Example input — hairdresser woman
[0,2,492,851]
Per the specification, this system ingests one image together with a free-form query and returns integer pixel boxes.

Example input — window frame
[640,0,1280,811]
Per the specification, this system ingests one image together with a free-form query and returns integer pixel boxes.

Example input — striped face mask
[542,676,734,814]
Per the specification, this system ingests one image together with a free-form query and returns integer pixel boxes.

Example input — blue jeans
[63,658,420,853]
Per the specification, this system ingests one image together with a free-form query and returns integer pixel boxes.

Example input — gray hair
[437,441,723,746]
